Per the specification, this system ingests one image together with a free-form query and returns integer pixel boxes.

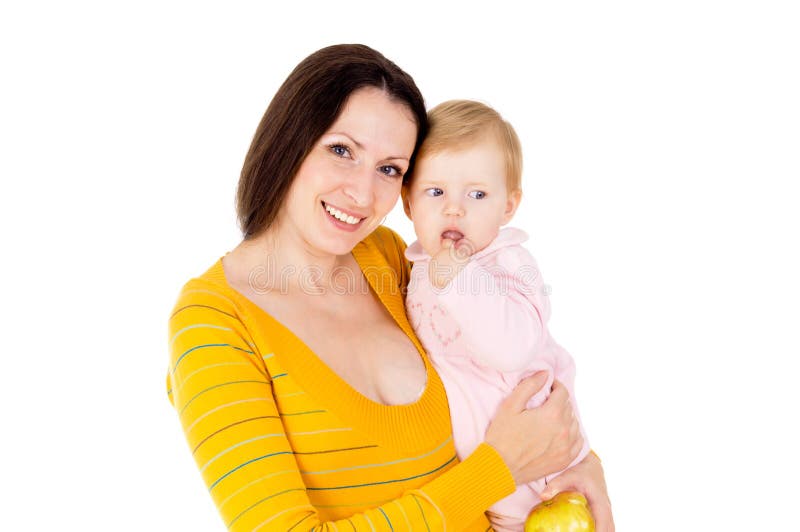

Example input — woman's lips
[322,201,366,224]
[322,201,365,232]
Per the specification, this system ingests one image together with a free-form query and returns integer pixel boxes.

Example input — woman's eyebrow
[328,132,364,149]
[328,131,409,162]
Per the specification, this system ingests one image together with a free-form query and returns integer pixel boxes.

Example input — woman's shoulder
[169,258,242,320]
[357,226,411,288]
[361,225,407,253]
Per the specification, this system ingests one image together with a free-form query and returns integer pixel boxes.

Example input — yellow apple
[524,491,595,532]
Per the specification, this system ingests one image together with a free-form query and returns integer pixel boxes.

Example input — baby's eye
[329,144,352,158]
[468,190,487,199]
[425,188,444,197]
[379,165,403,178]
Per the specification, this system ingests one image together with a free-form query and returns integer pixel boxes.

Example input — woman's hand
[540,452,615,532]
[484,372,583,485]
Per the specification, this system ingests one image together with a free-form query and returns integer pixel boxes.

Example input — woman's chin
[317,228,372,256]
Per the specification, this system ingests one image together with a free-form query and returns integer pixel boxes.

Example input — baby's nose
[443,200,465,216]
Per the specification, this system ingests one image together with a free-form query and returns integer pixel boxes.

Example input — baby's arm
[437,245,593,485]
[436,245,551,373]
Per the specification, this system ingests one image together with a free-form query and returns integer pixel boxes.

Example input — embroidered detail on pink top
[428,304,462,347]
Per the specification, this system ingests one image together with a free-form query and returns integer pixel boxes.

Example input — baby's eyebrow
[417,180,490,187]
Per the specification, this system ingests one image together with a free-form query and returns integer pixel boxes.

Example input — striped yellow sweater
[167,226,516,531]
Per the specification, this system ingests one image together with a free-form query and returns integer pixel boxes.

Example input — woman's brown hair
[236,44,428,238]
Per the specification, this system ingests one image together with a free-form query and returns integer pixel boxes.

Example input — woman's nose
[342,167,375,207]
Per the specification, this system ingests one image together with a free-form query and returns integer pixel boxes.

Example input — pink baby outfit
[404,227,590,531]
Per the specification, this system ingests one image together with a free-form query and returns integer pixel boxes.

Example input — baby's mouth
[441,230,464,242]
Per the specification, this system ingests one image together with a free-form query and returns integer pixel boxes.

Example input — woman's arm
[168,283,513,530]
[168,281,583,530]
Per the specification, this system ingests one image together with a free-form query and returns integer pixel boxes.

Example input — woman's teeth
[324,203,362,225]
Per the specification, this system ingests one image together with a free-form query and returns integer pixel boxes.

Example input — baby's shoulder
[483,240,539,272]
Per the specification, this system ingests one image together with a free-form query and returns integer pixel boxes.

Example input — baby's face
[404,141,519,257]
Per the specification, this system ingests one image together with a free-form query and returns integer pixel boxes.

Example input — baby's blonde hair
[414,99,523,192]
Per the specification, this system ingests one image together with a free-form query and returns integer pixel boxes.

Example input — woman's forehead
[327,88,417,156]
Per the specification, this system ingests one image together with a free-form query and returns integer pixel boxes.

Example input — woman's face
[278,87,418,256]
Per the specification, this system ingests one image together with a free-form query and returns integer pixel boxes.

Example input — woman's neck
[234,229,353,296]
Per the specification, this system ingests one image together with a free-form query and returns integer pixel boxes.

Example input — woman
[167,44,613,531]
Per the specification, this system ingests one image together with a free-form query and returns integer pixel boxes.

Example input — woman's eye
[468,190,486,199]
[329,144,351,158]
[379,165,403,178]
[425,188,444,197]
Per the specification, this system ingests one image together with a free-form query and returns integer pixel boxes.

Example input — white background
[2,1,798,530]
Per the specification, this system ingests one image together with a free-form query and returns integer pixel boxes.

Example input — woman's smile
[322,201,367,231]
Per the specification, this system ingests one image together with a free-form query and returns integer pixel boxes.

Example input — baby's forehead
[420,133,506,159]
[411,144,509,182]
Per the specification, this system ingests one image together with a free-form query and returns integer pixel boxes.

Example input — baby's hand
[428,238,472,289]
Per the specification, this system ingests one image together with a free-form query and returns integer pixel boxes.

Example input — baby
[401,100,591,531]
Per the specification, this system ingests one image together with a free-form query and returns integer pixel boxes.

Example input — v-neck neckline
[207,240,447,450]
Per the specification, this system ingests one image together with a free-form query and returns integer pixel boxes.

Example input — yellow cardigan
[167,226,515,531]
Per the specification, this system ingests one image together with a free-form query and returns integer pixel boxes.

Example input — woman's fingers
[545,379,570,410]
[535,380,574,435]
[552,414,582,471]
[503,371,550,412]
[591,496,615,532]
[539,454,615,532]
[486,375,584,485]
[538,473,567,501]
[520,379,581,474]
[485,372,557,483]
[569,424,585,463]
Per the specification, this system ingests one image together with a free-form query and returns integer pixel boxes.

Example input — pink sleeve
[436,246,550,373]
[438,245,592,476]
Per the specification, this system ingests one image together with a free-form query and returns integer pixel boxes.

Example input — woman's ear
[502,188,522,224]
